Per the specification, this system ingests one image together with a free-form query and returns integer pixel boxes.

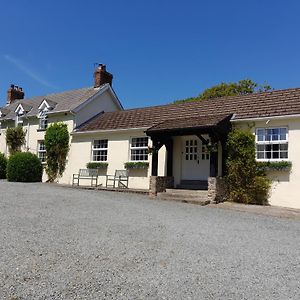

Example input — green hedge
[0,153,7,179]
[86,162,108,169]
[7,152,43,182]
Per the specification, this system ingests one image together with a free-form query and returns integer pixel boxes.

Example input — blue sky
[1,0,300,108]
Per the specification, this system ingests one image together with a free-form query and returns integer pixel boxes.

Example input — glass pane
[280,152,288,159]
[273,144,279,151]
[273,151,279,159]
[257,145,265,151]
[280,144,288,150]
[257,152,264,159]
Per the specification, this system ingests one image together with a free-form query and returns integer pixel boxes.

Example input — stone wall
[208,177,228,204]
[149,176,174,196]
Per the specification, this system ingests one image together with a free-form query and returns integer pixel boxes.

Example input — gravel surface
[0,181,299,300]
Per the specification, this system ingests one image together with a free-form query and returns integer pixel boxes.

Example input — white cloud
[4,54,56,89]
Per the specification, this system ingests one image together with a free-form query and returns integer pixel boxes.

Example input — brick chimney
[7,84,25,105]
[94,64,113,88]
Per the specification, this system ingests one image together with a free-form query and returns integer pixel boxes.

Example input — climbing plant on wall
[226,128,271,205]
[44,122,69,182]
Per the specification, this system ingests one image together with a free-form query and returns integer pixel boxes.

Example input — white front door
[181,136,210,180]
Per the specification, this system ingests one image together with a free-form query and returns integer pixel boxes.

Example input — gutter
[231,114,300,122]
[71,127,150,135]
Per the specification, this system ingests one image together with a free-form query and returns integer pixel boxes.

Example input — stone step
[176,184,208,190]
[158,189,210,205]
[165,189,208,196]
[157,193,210,206]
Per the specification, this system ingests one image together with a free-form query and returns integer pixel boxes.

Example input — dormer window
[39,115,48,130]
[15,104,25,126]
[37,99,56,131]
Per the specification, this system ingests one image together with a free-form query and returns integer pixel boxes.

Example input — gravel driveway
[0,181,299,300]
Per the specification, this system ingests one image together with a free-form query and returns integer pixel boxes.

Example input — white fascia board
[15,103,25,114]
[71,84,123,114]
[71,127,149,135]
[38,99,51,110]
[231,114,300,123]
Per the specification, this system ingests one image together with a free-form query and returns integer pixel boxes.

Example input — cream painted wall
[61,130,166,189]
[234,117,300,209]
[75,90,121,127]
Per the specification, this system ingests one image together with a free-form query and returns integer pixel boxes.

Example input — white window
[92,139,108,161]
[130,137,149,161]
[255,127,288,160]
[37,141,46,163]
[16,113,24,126]
[185,139,198,161]
[201,144,210,160]
[39,116,48,130]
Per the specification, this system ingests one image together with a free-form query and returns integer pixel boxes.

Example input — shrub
[226,129,271,205]
[7,152,43,182]
[86,162,108,169]
[0,153,7,179]
[6,126,26,154]
[44,123,69,182]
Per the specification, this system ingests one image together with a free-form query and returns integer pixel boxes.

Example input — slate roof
[76,87,300,132]
[0,84,109,120]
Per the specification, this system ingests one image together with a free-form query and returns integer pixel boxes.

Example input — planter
[86,162,108,169]
[257,161,292,172]
[124,162,149,170]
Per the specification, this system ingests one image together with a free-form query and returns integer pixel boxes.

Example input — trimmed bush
[7,152,43,182]
[0,153,7,179]
[226,129,271,205]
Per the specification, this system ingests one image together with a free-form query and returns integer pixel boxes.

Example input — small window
[255,127,288,160]
[39,116,48,130]
[92,139,108,161]
[130,137,149,161]
[185,139,198,161]
[16,113,24,126]
[37,141,46,163]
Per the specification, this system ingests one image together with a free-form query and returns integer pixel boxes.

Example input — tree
[6,126,27,155]
[174,79,272,103]
[44,123,69,182]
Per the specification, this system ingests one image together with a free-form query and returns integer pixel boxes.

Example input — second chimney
[94,64,113,88]
[7,84,25,105]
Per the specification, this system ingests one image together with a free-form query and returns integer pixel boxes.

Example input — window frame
[255,127,289,161]
[129,136,149,162]
[91,139,108,162]
[37,140,46,163]
[39,115,48,130]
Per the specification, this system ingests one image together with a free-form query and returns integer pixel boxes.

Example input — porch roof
[146,113,232,135]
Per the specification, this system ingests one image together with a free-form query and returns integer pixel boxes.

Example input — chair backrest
[79,169,98,176]
[115,169,128,178]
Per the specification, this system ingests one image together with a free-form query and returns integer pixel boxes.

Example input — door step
[176,180,208,190]
[158,189,210,206]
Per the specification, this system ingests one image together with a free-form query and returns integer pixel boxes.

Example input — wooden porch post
[165,139,173,177]
[151,139,159,176]
[209,134,218,177]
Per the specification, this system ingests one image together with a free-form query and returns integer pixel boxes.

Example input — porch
[146,113,232,203]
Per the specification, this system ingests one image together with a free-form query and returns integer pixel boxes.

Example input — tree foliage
[44,123,69,182]
[7,152,42,182]
[226,129,271,205]
[6,126,27,154]
[174,79,272,103]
